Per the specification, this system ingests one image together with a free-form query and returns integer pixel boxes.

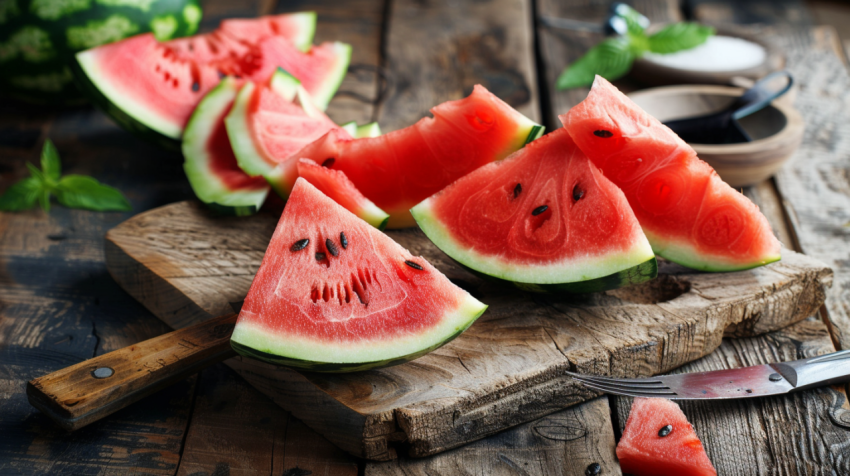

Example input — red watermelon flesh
[617,398,717,476]
[411,128,655,291]
[272,85,544,228]
[218,12,316,51]
[297,159,389,229]
[229,178,487,372]
[561,76,780,271]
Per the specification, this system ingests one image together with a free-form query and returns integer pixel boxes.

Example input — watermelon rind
[411,197,658,293]
[226,81,269,176]
[306,41,351,111]
[341,121,382,138]
[229,293,487,372]
[182,77,269,216]
[647,232,781,272]
[286,11,316,52]
[73,41,182,149]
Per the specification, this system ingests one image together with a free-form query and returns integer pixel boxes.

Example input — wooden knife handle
[27,313,238,431]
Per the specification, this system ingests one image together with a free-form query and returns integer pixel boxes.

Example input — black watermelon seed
[585,462,601,476]
[290,239,309,252]
[532,205,548,216]
[405,260,423,270]
[573,184,585,201]
[322,158,335,168]
[315,252,326,261]
[513,183,522,199]
[340,232,348,249]
[326,238,339,257]
[191,82,200,92]
[593,130,613,138]
[658,424,673,437]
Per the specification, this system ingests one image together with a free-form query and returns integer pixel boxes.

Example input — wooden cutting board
[104,200,832,461]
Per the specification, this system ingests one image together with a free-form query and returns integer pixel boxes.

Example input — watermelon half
[226,67,352,181]
[271,85,545,228]
[182,76,269,215]
[561,76,780,271]
[617,398,717,476]
[230,178,487,372]
[412,128,656,293]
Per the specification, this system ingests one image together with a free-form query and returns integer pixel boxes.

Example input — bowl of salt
[630,29,785,86]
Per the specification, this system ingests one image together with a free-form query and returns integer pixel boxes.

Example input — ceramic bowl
[628,85,804,187]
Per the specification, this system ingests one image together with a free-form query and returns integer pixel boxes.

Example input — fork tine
[578,381,678,398]
[570,374,671,389]
[565,371,664,385]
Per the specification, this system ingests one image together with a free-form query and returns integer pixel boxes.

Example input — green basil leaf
[557,37,635,90]
[41,140,61,182]
[648,22,715,54]
[55,175,132,212]
[26,162,46,183]
[0,177,43,211]
[39,188,50,212]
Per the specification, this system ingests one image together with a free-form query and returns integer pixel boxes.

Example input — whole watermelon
[0,0,202,105]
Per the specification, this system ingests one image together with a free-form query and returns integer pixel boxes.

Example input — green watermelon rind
[226,81,276,177]
[229,294,487,372]
[182,76,269,216]
[307,41,351,111]
[73,43,182,149]
[647,231,782,272]
[410,197,658,292]
[286,11,317,52]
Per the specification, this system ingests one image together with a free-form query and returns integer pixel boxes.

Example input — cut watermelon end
[650,233,782,272]
[296,159,390,229]
[74,41,183,146]
[269,68,302,101]
[182,77,270,215]
[230,292,486,372]
[411,198,657,290]
[226,81,277,177]
[313,42,352,111]
[286,11,317,52]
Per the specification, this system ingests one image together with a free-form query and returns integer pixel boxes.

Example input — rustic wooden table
[2,0,850,474]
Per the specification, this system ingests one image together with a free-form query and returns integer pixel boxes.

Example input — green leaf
[648,22,715,54]
[55,175,132,212]
[41,139,61,182]
[612,3,649,36]
[26,161,46,183]
[557,38,635,90]
[0,177,43,212]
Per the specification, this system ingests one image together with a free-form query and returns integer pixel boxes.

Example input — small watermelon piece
[411,128,656,293]
[218,12,316,52]
[617,398,717,476]
[297,159,389,230]
[561,76,780,271]
[226,68,352,181]
[73,12,350,146]
[230,178,487,372]
[272,85,545,228]
[182,76,269,216]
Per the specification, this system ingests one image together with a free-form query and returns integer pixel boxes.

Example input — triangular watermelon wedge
[617,398,717,476]
[561,76,780,271]
[230,178,487,372]
[411,128,656,293]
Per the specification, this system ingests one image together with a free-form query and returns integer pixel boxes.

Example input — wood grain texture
[105,200,832,460]
[365,397,620,476]
[27,314,237,431]
[377,0,541,131]
[614,317,850,475]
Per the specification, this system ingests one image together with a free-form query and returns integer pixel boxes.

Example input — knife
[567,350,850,399]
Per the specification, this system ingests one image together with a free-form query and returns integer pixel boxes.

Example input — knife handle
[771,350,850,391]
[27,313,238,431]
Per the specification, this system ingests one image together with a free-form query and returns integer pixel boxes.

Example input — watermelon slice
[182,77,269,216]
[617,398,717,476]
[272,85,545,228]
[226,68,352,181]
[561,76,780,271]
[411,128,656,293]
[74,12,350,146]
[218,12,316,52]
[297,159,389,230]
[230,178,487,372]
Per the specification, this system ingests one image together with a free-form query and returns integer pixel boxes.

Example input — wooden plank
[614,317,850,474]
[104,200,831,460]
[365,397,620,476]
[535,0,682,128]
[377,0,541,132]
[687,0,812,27]
[175,364,358,476]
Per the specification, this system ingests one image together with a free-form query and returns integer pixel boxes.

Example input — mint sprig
[0,140,132,213]
[556,6,715,89]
